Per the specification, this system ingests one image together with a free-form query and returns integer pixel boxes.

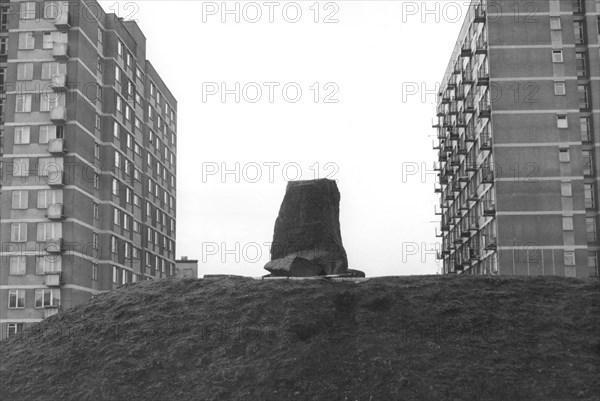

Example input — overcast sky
[98,0,468,277]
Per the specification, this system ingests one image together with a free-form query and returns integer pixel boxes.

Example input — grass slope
[1,276,599,401]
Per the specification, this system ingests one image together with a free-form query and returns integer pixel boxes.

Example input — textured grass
[1,275,599,401]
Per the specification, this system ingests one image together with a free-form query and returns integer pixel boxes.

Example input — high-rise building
[0,1,177,340]
[434,0,599,277]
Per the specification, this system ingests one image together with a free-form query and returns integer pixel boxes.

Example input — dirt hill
[1,276,599,401]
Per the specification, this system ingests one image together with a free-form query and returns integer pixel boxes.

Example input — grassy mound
[1,276,599,401]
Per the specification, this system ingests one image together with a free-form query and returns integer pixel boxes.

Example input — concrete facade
[435,0,599,277]
[0,0,177,340]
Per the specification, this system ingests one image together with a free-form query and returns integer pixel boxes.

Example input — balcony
[474,4,486,23]
[47,203,64,220]
[481,167,495,184]
[449,102,459,115]
[441,91,452,104]
[50,106,67,123]
[464,96,475,113]
[435,184,443,194]
[461,41,473,58]
[466,159,479,171]
[51,74,67,92]
[484,202,496,216]
[454,86,466,101]
[45,238,64,253]
[477,69,490,86]
[448,75,457,90]
[52,42,70,60]
[54,7,71,29]
[462,70,475,85]
[455,115,467,128]
[448,129,459,141]
[475,36,488,55]
[48,138,66,154]
[479,131,492,151]
[453,61,462,75]
[44,273,62,287]
[484,236,497,251]
[479,100,491,118]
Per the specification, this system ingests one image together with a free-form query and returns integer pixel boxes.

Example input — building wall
[434,0,599,277]
[0,0,177,340]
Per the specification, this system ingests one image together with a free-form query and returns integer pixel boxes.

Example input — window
[17,63,34,80]
[135,118,142,130]
[113,266,119,283]
[554,82,566,96]
[550,17,561,30]
[10,256,26,275]
[37,190,62,208]
[95,113,101,129]
[559,148,570,163]
[38,157,63,177]
[589,252,599,277]
[126,187,132,204]
[584,184,596,209]
[42,31,67,49]
[20,2,36,19]
[44,1,62,19]
[11,223,27,242]
[97,56,103,72]
[125,105,131,120]
[133,220,140,233]
[18,32,35,49]
[586,218,597,243]
[564,251,576,266]
[557,115,568,129]
[8,290,25,309]
[563,217,574,231]
[36,222,62,241]
[16,94,32,112]
[92,233,99,249]
[97,28,103,44]
[582,150,594,176]
[126,52,132,68]
[578,85,589,109]
[94,173,99,189]
[574,21,586,44]
[112,178,119,196]
[580,117,592,142]
[150,82,155,96]
[41,62,66,79]
[576,52,587,77]
[14,126,31,144]
[115,66,121,83]
[95,143,100,159]
[40,93,64,112]
[7,323,24,339]
[93,203,99,219]
[117,41,123,57]
[127,134,132,149]
[36,255,61,274]
[552,50,563,63]
[113,121,120,138]
[34,289,60,308]
[116,96,122,112]
[92,264,98,281]
[111,236,118,254]
[133,194,141,207]
[13,158,30,177]
[123,213,130,230]
[12,190,29,209]
[114,151,121,169]
[39,125,59,144]
[572,0,583,13]
[114,208,120,225]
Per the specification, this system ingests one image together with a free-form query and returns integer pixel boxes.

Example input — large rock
[265,179,348,276]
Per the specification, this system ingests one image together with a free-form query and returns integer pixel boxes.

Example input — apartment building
[434,0,599,277]
[0,0,177,340]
